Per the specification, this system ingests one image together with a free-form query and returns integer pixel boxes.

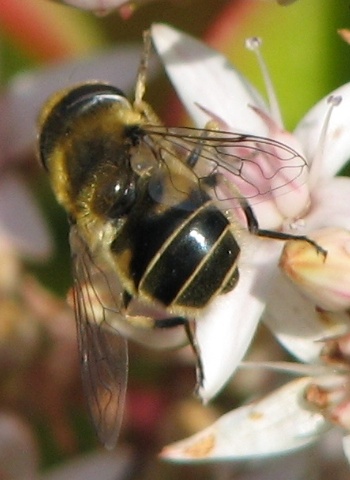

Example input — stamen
[309,95,342,188]
[245,37,283,128]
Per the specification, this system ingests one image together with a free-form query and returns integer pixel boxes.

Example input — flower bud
[280,228,350,311]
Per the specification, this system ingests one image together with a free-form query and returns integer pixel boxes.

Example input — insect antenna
[134,29,152,107]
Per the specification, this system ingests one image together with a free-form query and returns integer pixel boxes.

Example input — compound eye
[39,83,130,135]
[58,83,131,118]
[39,83,131,170]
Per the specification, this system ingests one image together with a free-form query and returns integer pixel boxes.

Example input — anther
[328,95,342,107]
[245,37,262,51]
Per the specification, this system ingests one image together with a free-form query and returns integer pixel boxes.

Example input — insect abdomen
[111,188,240,311]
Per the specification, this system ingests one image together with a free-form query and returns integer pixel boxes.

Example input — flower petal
[0,173,52,259]
[295,82,350,178]
[1,45,143,162]
[264,272,348,363]
[306,178,350,231]
[196,239,280,402]
[161,378,330,461]
[151,24,267,133]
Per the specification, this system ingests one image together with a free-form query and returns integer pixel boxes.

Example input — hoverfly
[38,31,325,449]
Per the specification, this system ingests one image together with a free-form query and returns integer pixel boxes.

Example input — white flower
[159,339,350,463]
[151,24,350,410]
[159,377,331,461]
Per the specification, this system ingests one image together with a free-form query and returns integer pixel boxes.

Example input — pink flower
[151,24,350,462]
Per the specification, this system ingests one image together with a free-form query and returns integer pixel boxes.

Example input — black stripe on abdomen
[140,206,236,307]
[175,230,240,308]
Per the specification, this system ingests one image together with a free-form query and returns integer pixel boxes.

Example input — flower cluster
[151,23,350,463]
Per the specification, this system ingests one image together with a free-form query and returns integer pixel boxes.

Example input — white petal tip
[160,378,330,463]
[160,433,216,462]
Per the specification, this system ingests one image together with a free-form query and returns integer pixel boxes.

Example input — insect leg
[242,201,327,258]
[154,316,188,328]
[184,320,204,391]
[133,30,164,126]
[122,290,132,310]
[186,141,205,168]
[134,30,151,107]
[122,297,204,388]
[203,172,327,258]
[155,317,204,390]
[121,291,159,329]
[122,292,193,330]
[185,123,219,169]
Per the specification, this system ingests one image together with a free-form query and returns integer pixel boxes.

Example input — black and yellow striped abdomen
[111,186,240,312]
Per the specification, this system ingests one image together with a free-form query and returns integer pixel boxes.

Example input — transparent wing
[143,125,307,207]
[70,225,128,450]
